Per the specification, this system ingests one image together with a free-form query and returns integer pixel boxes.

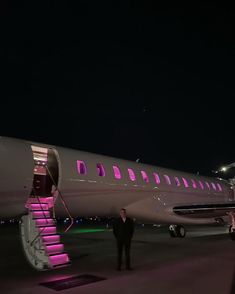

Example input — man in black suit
[113,208,134,270]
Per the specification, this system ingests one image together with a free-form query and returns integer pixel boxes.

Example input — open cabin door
[31,145,59,197]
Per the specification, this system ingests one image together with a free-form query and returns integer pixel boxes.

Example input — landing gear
[215,217,225,226]
[168,225,186,238]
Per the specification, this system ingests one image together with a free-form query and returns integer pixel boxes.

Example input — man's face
[120,209,126,218]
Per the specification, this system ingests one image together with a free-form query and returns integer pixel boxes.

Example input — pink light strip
[36,219,54,226]
[39,226,57,235]
[42,235,60,244]
[49,254,69,266]
[46,244,64,254]
[32,211,50,218]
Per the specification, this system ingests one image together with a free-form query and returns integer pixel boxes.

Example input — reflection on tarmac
[0,223,234,294]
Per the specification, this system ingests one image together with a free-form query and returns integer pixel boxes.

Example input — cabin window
[191,179,197,189]
[113,165,122,179]
[97,163,105,177]
[164,175,171,185]
[77,160,87,175]
[182,177,189,188]
[205,182,211,190]
[141,171,149,183]
[217,183,222,191]
[174,177,181,187]
[128,168,136,181]
[211,182,217,191]
[153,172,161,184]
[199,181,204,190]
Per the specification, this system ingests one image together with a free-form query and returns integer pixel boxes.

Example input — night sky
[2,2,235,176]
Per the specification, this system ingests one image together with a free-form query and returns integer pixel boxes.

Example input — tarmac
[1,222,235,294]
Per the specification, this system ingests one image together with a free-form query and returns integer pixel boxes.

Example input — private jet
[0,136,234,270]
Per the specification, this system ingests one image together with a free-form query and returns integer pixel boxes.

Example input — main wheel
[175,225,186,238]
[168,225,186,238]
[168,225,177,238]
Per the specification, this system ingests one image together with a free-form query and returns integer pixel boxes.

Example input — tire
[176,225,186,238]
[168,225,177,238]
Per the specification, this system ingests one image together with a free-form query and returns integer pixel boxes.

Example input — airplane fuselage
[0,136,233,225]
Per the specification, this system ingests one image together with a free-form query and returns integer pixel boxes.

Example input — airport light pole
[217,162,235,185]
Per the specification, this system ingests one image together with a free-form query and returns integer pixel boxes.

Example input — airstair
[20,196,71,270]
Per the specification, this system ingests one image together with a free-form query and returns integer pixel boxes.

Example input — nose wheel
[168,225,186,238]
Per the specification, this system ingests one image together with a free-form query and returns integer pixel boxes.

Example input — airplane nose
[0,137,34,217]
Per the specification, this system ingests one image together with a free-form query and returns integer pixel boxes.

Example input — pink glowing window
[174,177,180,187]
[217,183,222,191]
[141,171,149,183]
[76,160,87,175]
[128,168,136,181]
[97,163,105,177]
[164,175,171,185]
[113,165,122,179]
[199,181,204,190]
[182,177,189,188]
[191,179,197,189]
[205,182,211,190]
[211,182,217,191]
[153,173,161,184]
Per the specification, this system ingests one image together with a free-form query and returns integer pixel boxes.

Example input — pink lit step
[49,253,70,267]
[42,235,60,245]
[29,203,49,211]
[39,226,57,236]
[35,219,54,227]
[32,211,50,218]
[45,244,64,255]
[27,197,53,204]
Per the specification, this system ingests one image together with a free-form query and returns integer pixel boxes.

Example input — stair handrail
[45,165,74,233]
[30,187,50,246]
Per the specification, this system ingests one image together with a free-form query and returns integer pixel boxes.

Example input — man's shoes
[126,267,133,270]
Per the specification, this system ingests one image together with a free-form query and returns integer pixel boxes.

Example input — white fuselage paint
[0,137,233,224]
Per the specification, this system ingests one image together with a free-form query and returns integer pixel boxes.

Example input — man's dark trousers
[117,238,131,269]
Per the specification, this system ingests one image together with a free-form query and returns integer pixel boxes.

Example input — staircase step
[39,226,57,236]
[45,244,64,255]
[29,203,49,211]
[52,261,71,269]
[26,197,54,209]
[35,218,54,227]
[49,253,70,267]
[27,197,54,204]
[32,211,51,218]
[42,235,60,245]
